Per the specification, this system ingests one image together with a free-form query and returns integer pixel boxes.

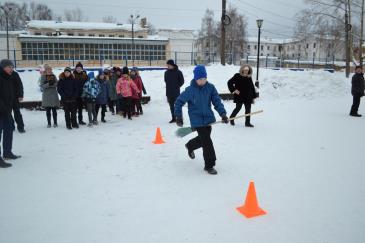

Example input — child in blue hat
[174,65,229,175]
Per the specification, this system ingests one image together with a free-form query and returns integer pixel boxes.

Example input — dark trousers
[46,107,57,125]
[63,101,77,127]
[76,97,84,122]
[351,95,362,114]
[0,114,15,157]
[116,97,123,113]
[86,101,97,123]
[108,99,116,113]
[230,102,252,125]
[167,96,177,119]
[13,101,24,130]
[133,98,143,114]
[186,126,216,169]
[122,97,133,119]
[96,104,107,121]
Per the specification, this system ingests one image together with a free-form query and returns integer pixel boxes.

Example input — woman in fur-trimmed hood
[227,64,257,127]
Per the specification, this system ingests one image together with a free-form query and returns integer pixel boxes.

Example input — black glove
[222,115,229,124]
[176,117,183,127]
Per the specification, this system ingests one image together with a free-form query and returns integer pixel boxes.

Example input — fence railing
[0,49,345,70]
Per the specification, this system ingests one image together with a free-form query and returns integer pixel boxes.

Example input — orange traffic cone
[152,127,165,144]
[237,181,266,218]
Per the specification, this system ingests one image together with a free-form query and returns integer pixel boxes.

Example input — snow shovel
[175,110,264,138]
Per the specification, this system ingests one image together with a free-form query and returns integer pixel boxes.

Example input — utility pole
[345,0,351,78]
[360,0,364,66]
[220,0,226,65]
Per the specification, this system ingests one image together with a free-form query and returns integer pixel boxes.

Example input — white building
[156,29,197,65]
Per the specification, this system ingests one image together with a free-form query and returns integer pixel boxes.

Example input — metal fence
[0,49,345,70]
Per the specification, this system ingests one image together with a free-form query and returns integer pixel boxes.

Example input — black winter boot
[3,153,21,160]
[204,167,218,175]
[185,144,195,159]
[0,158,12,168]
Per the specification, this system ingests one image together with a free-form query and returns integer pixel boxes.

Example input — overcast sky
[12,0,306,38]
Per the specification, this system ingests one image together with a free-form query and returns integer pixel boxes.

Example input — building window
[261,45,264,51]
[35,32,42,35]
[109,35,114,37]
[247,45,250,50]
[89,34,95,37]
[267,46,270,50]
[67,33,74,36]
[99,34,105,37]
[119,35,125,38]
[313,43,316,48]
[79,33,85,36]
[254,45,257,50]
[138,35,143,38]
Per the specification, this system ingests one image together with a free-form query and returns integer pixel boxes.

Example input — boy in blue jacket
[174,65,229,175]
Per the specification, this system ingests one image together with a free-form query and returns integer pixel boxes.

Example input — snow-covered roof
[246,37,294,44]
[18,33,168,41]
[27,20,146,32]
[157,29,197,40]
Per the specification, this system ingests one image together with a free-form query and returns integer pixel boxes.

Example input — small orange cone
[152,127,165,144]
[237,181,266,218]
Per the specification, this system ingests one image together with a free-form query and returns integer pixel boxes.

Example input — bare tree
[0,2,29,31]
[28,1,53,20]
[64,8,87,22]
[196,9,219,56]
[102,15,117,23]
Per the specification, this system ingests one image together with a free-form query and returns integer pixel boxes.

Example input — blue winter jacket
[174,80,226,128]
[96,78,110,105]
[82,79,101,100]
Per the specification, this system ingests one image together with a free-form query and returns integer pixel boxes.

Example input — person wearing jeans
[0,59,21,168]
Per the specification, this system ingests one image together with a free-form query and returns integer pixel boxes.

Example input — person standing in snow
[40,64,60,128]
[174,65,229,175]
[0,59,21,168]
[227,65,257,127]
[111,67,122,115]
[73,62,89,125]
[11,70,25,133]
[164,59,184,123]
[82,77,101,127]
[130,67,144,116]
[95,70,110,123]
[350,66,365,117]
[116,67,140,120]
[58,67,79,130]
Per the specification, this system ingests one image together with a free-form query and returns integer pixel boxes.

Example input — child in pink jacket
[116,67,140,120]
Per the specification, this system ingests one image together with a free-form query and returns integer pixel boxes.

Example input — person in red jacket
[130,67,143,116]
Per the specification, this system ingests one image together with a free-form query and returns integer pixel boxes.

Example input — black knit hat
[0,59,14,68]
[64,67,72,73]
[167,59,175,66]
[75,62,83,69]
[122,66,129,75]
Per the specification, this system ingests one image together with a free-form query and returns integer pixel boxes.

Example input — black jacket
[351,73,365,96]
[227,73,256,104]
[0,69,16,116]
[73,70,89,97]
[58,72,78,101]
[12,71,24,99]
[164,66,184,98]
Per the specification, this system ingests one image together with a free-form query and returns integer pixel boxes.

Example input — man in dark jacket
[164,59,184,123]
[350,66,365,117]
[174,65,228,175]
[0,59,21,168]
[73,62,89,125]
[12,71,25,133]
[58,67,79,129]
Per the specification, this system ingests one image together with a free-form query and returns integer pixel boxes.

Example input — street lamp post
[256,19,263,89]
[130,14,140,66]
[1,6,12,59]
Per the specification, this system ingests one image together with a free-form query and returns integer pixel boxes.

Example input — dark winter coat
[73,70,89,97]
[109,73,119,101]
[40,74,60,108]
[175,80,227,128]
[57,72,78,102]
[164,66,184,98]
[12,71,24,99]
[0,68,16,116]
[227,73,257,104]
[96,76,110,105]
[351,73,365,97]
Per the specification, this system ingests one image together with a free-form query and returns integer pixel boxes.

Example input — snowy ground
[1,65,365,243]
